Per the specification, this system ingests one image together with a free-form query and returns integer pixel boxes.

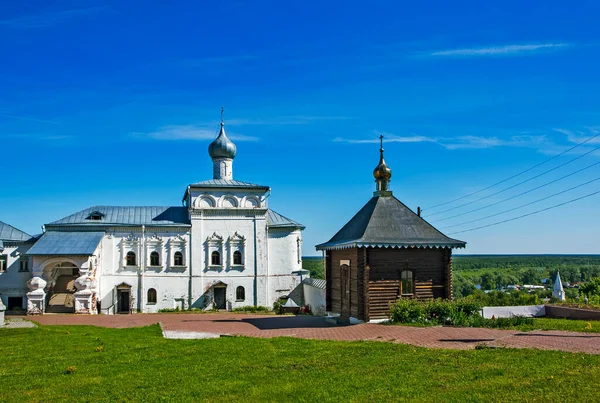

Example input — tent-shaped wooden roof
[316,195,466,250]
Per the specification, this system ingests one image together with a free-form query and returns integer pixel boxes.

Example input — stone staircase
[46,275,77,313]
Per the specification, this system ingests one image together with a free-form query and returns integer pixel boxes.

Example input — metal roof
[303,277,326,289]
[47,206,191,227]
[0,220,32,242]
[316,195,466,250]
[189,179,270,190]
[267,210,305,230]
[44,205,301,231]
[27,231,104,256]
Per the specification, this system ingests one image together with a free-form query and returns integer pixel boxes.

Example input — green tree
[522,268,542,285]
[580,278,600,297]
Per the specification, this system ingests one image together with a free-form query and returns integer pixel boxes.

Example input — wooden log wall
[327,247,454,322]
[327,248,359,318]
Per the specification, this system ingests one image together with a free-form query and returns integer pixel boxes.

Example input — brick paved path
[22,313,600,354]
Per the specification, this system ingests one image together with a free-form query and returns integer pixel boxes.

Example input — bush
[424,299,455,325]
[454,299,482,316]
[389,299,425,324]
[390,298,482,326]
[484,316,534,328]
[158,307,181,313]
[231,306,270,313]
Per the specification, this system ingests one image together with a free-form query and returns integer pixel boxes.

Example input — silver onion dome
[208,122,237,159]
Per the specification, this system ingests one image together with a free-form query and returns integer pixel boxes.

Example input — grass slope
[1,325,599,402]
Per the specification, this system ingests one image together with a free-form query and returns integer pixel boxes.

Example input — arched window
[150,251,160,266]
[174,251,183,266]
[211,251,221,266]
[236,286,245,301]
[126,251,137,266]
[147,288,157,304]
[401,270,413,296]
[233,250,243,265]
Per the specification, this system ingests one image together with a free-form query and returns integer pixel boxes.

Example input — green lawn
[526,318,600,333]
[1,325,599,402]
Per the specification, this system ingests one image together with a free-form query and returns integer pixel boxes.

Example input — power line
[442,176,600,230]
[447,189,600,235]
[423,131,600,211]
[426,143,600,218]
[434,160,600,223]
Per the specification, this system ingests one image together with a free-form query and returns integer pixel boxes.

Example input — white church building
[1,119,305,314]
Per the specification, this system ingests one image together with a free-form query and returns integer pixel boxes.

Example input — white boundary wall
[482,305,545,319]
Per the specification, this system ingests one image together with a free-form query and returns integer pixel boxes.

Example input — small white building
[6,118,305,314]
[0,221,36,312]
[552,271,565,301]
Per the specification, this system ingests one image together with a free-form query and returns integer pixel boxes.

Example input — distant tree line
[452,255,600,298]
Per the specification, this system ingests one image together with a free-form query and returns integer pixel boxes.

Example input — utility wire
[447,189,600,235]
[434,160,600,223]
[442,176,600,230]
[423,131,600,211]
[426,143,600,218]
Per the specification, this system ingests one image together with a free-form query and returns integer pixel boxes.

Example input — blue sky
[2,1,600,254]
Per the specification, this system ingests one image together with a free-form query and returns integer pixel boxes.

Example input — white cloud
[139,125,258,142]
[334,132,547,150]
[334,134,437,144]
[425,43,569,57]
[554,128,600,144]
[440,135,546,150]
[225,116,353,126]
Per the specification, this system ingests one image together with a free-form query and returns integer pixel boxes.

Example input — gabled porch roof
[27,231,104,256]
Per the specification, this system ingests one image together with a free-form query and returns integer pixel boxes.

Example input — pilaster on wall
[446,248,453,300]
[325,251,332,312]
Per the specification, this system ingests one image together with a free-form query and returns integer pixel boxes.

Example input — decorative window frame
[121,234,140,268]
[219,194,238,208]
[242,196,261,208]
[400,270,415,296]
[0,254,7,272]
[206,232,224,270]
[296,236,302,264]
[195,194,216,209]
[147,288,157,305]
[168,234,187,270]
[146,234,163,268]
[228,232,246,270]
[19,258,29,272]
[236,286,245,301]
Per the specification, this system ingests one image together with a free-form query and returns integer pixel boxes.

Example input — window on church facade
[401,270,413,296]
[236,286,245,301]
[211,251,221,266]
[126,251,137,266]
[173,251,183,266]
[0,255,7,272]
[147,288,157,304]
[19,259,29,272]
[233,250,243,265]
[150,251,160,266]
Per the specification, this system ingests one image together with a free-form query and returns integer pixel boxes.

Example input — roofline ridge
[0,220,32,240]
[388,194,463,242]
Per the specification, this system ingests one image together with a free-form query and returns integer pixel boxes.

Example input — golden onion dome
[373,151,392,181]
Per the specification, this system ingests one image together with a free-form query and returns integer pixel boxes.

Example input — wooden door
[118,291,130,313]
[214,287,226,310]
[340,264,351,319]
